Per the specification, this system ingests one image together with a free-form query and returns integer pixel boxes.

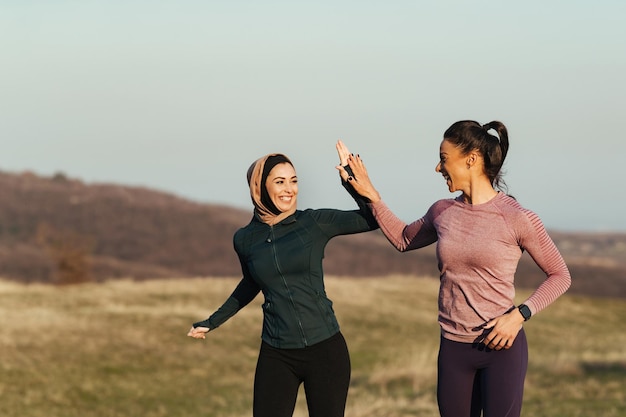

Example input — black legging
[437,329,528,417]
[253,332,351,417]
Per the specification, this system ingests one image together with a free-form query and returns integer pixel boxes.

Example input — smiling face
[435,139,471,194]
[265,162,298,213]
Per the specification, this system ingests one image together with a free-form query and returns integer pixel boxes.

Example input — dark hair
[443,120,509,192]
[261,154,293,215]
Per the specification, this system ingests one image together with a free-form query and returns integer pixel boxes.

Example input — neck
[462,180,498,205]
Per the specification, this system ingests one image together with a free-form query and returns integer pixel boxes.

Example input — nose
[435,162,441,173]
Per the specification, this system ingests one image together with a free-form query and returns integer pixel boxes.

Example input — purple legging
[253,332,351,417]
[437,329,528,417]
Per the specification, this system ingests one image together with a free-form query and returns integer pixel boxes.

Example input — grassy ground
[0,276,624,417]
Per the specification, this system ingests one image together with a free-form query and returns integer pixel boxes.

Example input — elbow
[564,272,572,292]
[392,242,410,253]
[554,267,572,294]
[562,263,572,290]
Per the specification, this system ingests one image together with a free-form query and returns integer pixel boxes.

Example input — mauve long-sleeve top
[370,192,571,343]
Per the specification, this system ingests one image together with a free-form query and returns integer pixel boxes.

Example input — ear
[466,151,478,168]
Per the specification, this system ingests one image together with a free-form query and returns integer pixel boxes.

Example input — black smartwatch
[518,304,532,321]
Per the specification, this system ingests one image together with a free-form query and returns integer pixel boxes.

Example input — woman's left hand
[481,309,525,350]
[187,326,210,339]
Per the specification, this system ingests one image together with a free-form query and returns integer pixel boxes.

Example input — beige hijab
[246,153,297,225]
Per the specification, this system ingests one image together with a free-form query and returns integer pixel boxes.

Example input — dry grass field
[1,276,624,417]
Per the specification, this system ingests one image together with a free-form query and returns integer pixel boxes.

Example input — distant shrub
[51,171,69,183]
[36,223,93,285]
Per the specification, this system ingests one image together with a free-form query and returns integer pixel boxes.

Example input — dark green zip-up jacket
[194,184,378,348]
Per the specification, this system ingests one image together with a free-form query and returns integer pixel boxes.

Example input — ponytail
[481,121,509,191]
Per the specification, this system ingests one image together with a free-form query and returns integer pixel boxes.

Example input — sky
[2,1,625,232]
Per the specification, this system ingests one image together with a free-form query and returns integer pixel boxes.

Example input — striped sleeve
[516,210,571,315]
[369,200,437,252]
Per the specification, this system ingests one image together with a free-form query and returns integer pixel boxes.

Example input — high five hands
[335,140,382,203]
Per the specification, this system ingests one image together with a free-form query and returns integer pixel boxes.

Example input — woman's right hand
[336,139,351,168]
[187,326,210,339]
[335,141,382,203]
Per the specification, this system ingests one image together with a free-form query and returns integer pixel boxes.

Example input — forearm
[194,275,261,330]
[341,179,378,230]
[369,200,413,251]
[523,262,571,315]
[521,218,572,314]
[369,200,436,251]
[193,296,240,330]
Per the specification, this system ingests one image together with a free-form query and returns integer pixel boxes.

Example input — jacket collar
[252,210,298,225]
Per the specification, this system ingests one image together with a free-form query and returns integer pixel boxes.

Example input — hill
[0,170,625,297]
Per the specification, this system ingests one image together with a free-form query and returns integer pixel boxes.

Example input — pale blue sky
[2,1,625,231]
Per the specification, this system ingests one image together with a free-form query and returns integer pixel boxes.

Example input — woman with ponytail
[188,146,378,417]
[338,120,571,417]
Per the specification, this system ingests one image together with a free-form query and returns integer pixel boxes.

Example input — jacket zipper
[268,225,308,346]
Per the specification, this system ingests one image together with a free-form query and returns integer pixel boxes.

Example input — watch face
[519,305,531,320]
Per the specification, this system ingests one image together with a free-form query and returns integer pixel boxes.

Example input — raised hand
[336,139,356,183]
[336,139,351,168]
[335,140,382,203]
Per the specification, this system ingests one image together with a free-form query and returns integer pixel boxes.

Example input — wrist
[366,191,382,204]
[369,194,382,203]
[517,304,532,321]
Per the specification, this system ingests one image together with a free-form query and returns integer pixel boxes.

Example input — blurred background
[2,1,625,231]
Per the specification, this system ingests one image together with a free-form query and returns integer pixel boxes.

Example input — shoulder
[495,194,545,234]
[427,197,458,216]
[233,217,261,244]
[496,193,534,217]
[234,225,249,241]
[431,198,457,210]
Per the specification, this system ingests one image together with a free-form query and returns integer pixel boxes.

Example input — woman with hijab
[188,146,378,417]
